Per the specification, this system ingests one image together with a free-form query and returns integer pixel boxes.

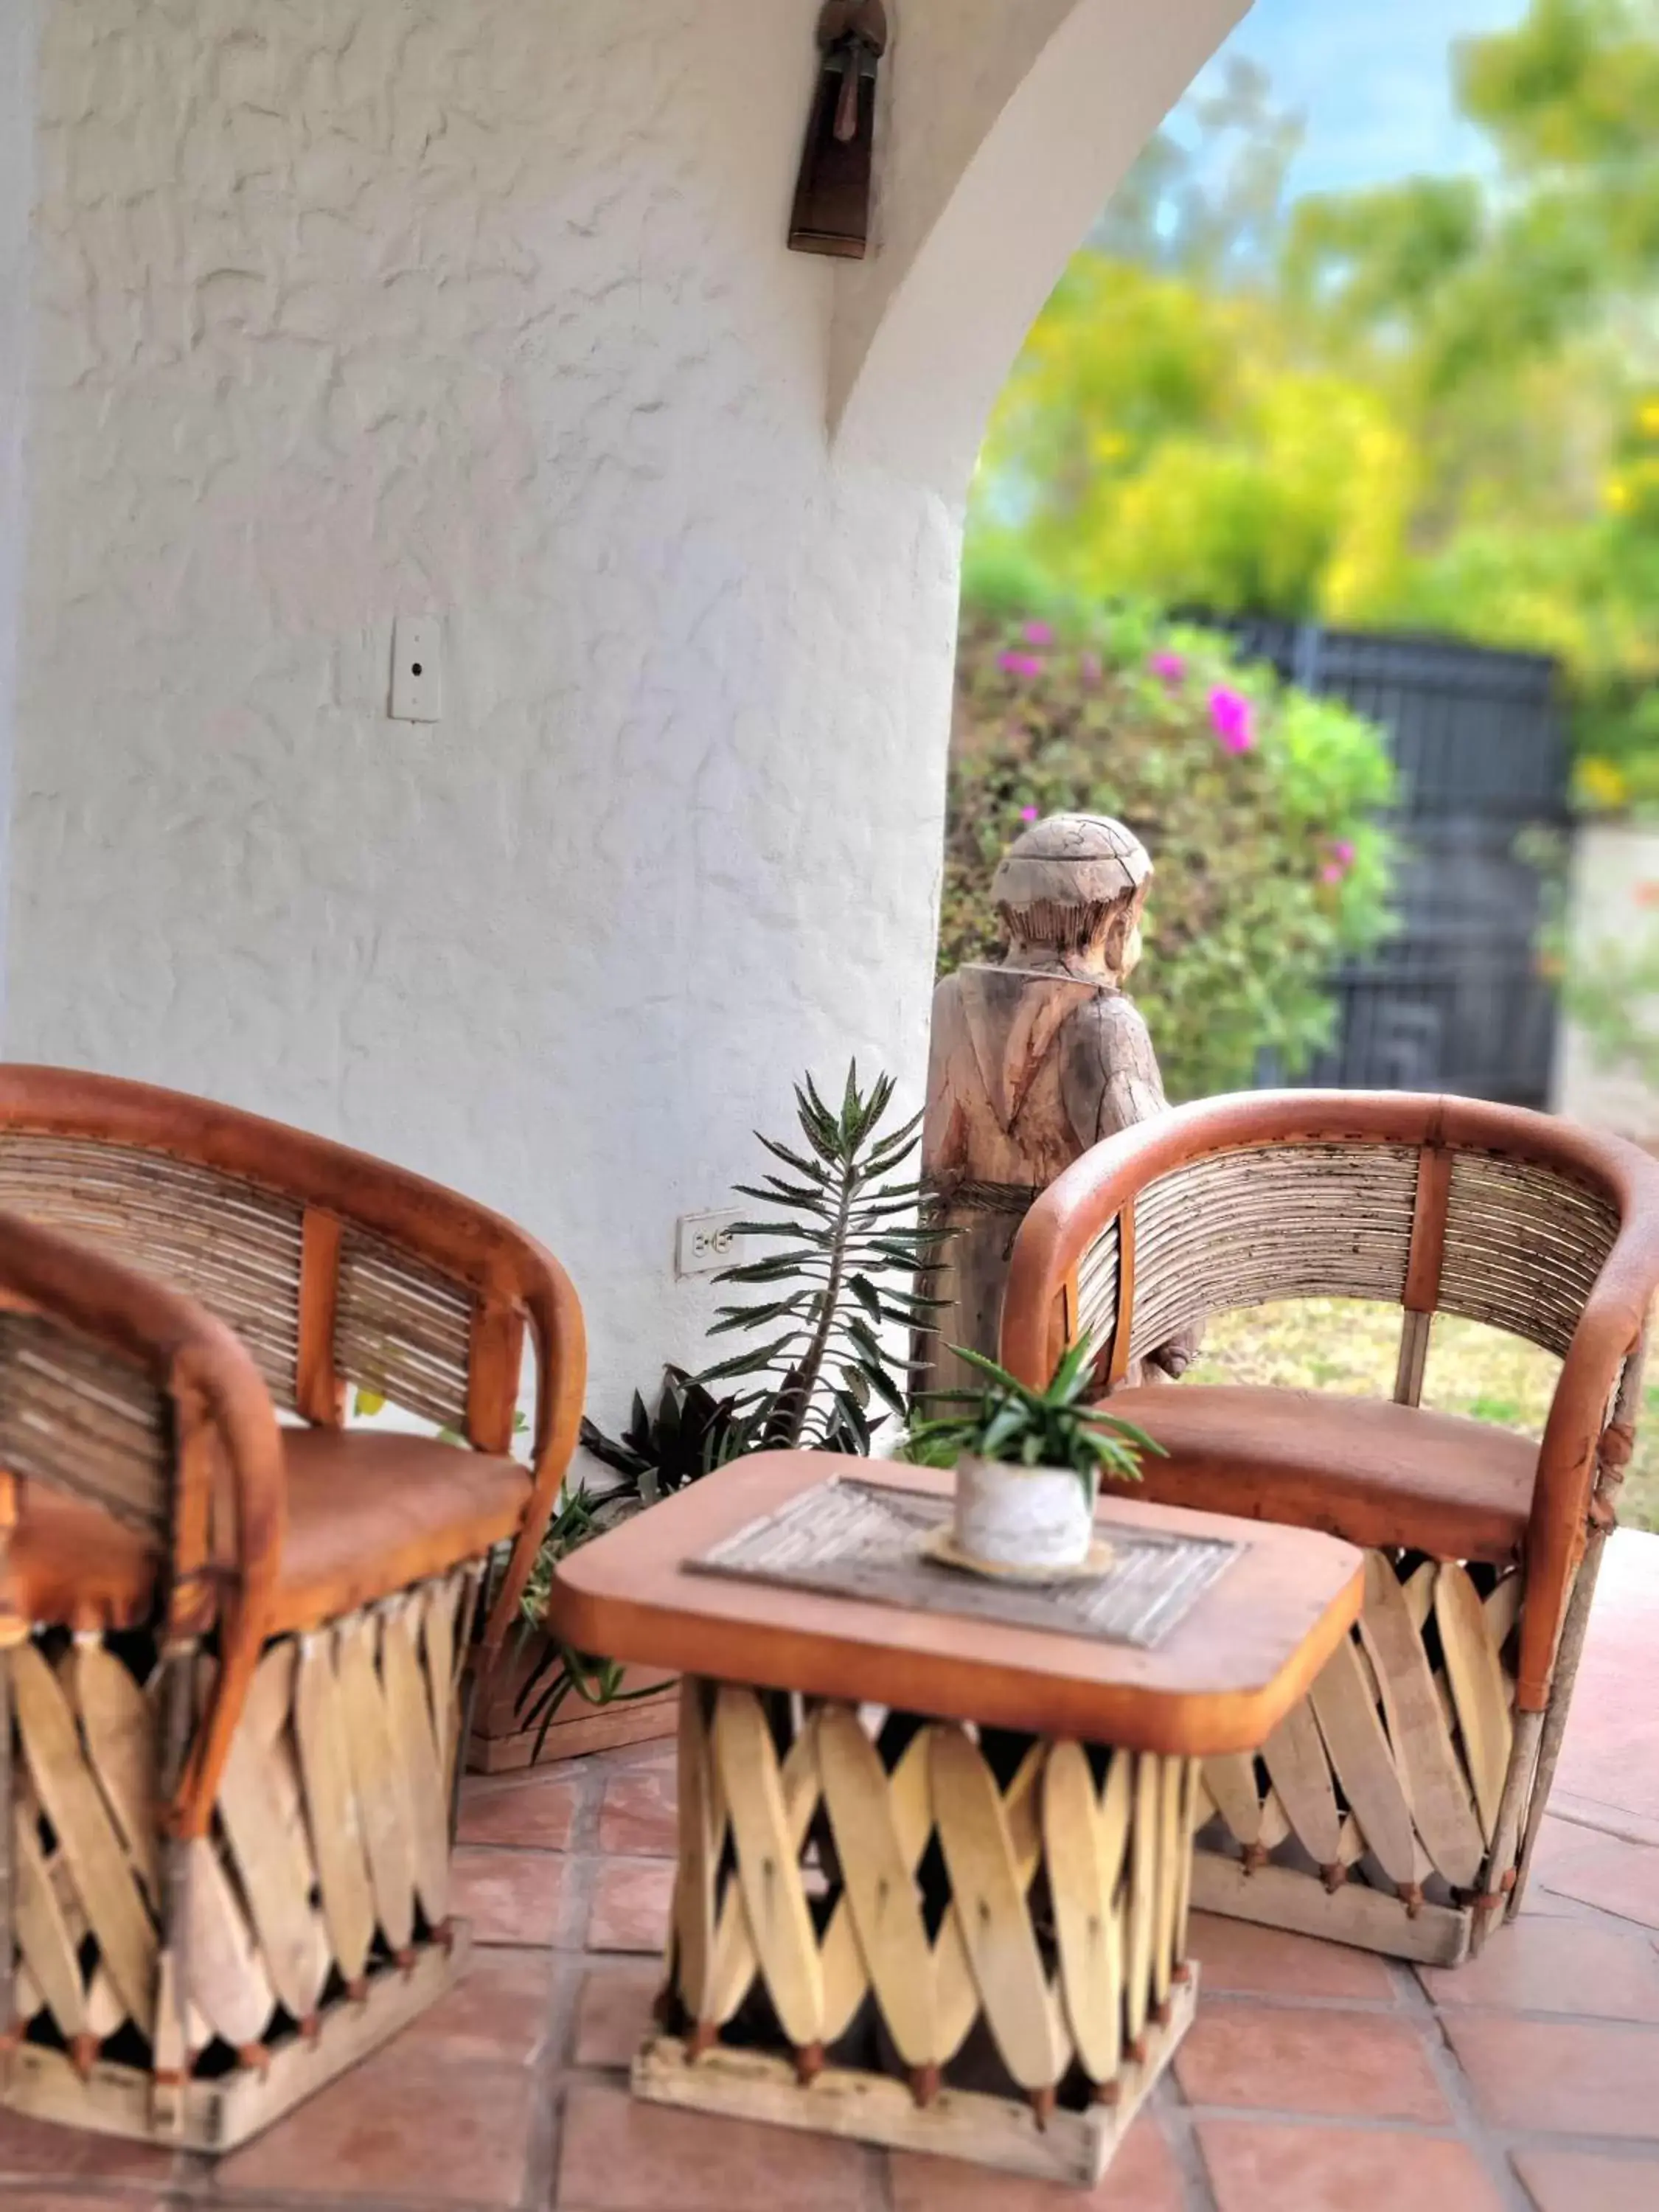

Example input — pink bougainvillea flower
[1320,862,1345,886]
[997,650,1046,679]
[1023,620,1055,647]
[1330,838,1356,867]
[1209,685,1256,754]
[1149,651,1185,684]
[1080,651,1104,685]
[1019,804,1040,822]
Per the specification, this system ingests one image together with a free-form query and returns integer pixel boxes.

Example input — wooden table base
[639,1677,1200,2186]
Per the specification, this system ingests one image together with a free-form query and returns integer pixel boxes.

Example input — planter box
[467,1638,678,1773]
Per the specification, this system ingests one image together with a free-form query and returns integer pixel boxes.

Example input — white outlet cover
[390,616,442,722]
[675,1209,750,1279]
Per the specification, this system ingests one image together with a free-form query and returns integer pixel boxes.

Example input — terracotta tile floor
[9,1529,1659,2211]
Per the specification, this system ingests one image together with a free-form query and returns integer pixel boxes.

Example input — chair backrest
[0,1303,171,1537]
[1069,1133,1621,1384]
[0,1129,308,1408]
[1001,1091,1659,1714]
[0,1065,575,1450]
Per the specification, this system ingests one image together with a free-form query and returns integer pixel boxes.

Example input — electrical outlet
[390,616,442,722]
[675,1209,749,1279]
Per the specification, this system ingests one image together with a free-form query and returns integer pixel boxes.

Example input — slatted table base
[638,1974,1197,2189]
[1190,1550,1532,1966]
[647,1679,1199,2185]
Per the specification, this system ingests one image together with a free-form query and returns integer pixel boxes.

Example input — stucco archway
[834,0,1248,493]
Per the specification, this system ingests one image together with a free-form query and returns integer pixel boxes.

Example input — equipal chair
[1001,1091,1659,1966]
[0,1065,584,2146]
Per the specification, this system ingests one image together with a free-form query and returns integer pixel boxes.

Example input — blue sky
[1182,0,1531,199]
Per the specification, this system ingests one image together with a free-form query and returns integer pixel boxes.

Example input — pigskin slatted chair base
[546,1453,1364,2185]
[0,1568,480,2152]
[999,1090,1659,1967]
[1187,1552,1530,1969]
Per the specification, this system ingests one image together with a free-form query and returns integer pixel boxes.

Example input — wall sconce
[789,1,888,259]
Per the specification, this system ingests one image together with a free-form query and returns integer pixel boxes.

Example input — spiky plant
[695,1064,942,1452]
[906,1340,1162,1500]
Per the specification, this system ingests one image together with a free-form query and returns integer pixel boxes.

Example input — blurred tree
[970,0,1659,797]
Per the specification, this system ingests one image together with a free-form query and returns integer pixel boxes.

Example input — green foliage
[516,1068,936,1739]
[579,1368,742,1503]
[908,1343,1162,1501]
[945,600,1396,1099]
[970,0,1659,793]
[698,1065,939,1452]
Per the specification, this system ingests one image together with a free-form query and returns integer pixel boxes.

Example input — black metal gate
[1198,619,1569,1107]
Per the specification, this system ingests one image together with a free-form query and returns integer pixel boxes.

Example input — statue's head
[992,813,1152,979]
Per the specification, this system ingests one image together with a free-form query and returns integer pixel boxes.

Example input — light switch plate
[390,616,442,722]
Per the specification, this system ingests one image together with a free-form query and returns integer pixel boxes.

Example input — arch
[832,0,1247,494]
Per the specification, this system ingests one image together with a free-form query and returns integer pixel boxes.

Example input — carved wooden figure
[789,1,888,257]
[922,813,1188,1396]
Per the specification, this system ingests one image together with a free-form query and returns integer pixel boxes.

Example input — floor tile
[556,2081,869,2211]
[888,2111,1182,2210]
[214,2043,533,2202]
[574,1963,661,2067]
[1198,2120,1506,2212]
[0,2197,173,2211]
[451,1845,568,1944]
[1554,1533,1659,1826]
[1419,1914,1659,2022]
[1444,2012,1659,2137]
[588,1857,676,1952]
[1512,2146,1659,2212]
[1189,1912,1395,2002]
[0,2105,173,2182]
[457,1770,579,1849]
[395,1943,556,2065]
[1540,1832,1659,1933]
[599,1765,678,1857]
[1175,2004,1448,2122]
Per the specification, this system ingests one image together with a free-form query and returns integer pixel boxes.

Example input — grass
[1186,1298,1659,1534]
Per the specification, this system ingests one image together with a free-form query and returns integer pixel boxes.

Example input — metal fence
[1197,618,1569,1108]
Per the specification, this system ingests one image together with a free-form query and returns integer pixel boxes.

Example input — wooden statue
[920,812,1192,1396]
[788,1,888,258]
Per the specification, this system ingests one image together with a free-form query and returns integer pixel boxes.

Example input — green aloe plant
[908,1341,1161,1500]
[695,1063,943,1453]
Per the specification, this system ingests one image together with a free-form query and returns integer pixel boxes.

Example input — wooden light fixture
[789,1,888,259]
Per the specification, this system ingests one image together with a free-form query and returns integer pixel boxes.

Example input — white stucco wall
[7,0,1239,1421]
[0,0,42,1031]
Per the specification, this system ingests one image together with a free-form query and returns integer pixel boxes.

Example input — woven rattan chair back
[0,1129,486,1436]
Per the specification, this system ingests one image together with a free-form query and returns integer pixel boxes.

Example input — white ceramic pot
[953,1453,1096,1573]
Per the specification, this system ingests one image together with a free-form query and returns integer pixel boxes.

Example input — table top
[546,1455,1363,1755]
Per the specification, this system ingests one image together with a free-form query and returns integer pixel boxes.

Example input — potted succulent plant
[909,1342,1161,1576]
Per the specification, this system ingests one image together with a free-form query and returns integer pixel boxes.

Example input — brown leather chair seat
[5,1428,531,1636]
[1100,1383,1536,1564]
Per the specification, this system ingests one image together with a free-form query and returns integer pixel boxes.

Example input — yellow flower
[1604,475,1635,514]
[1579,757,1630,810]
[1092,428,1130,464]
[1639,399,1659,439]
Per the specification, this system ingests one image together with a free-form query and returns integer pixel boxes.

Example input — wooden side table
[549,1455,1362,2188]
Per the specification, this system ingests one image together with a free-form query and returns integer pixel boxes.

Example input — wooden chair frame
[0,1065,585,2146]
[1001,1090,1659,1962]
